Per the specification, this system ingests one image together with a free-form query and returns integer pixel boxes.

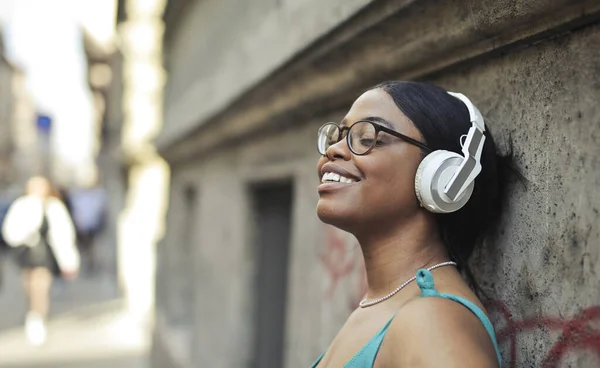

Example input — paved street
[0,258,149,368]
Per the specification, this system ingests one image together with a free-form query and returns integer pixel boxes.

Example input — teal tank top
[310,269,502,367]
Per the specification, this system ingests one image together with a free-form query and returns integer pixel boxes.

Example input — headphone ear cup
[414,151,438,208]
[415,150,474,213]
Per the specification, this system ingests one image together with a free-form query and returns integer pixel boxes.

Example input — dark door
[251,182,293,368]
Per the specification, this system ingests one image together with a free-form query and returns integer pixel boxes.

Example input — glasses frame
[318,120,433,156]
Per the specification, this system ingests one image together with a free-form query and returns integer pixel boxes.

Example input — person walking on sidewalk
[1,176,80,346]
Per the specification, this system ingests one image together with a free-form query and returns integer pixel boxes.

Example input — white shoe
[25,312,47,346]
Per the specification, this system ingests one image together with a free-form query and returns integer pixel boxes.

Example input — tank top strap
[309,314,397,368]
[415,268,502,366]
[416,268,440,297]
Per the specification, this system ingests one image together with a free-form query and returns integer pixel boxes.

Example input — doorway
[250,182,293,368]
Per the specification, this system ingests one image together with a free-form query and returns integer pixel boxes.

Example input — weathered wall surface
[160,0,374,147]
[433,24,600,368]
[156,0,600,367]
[157,121,333,367]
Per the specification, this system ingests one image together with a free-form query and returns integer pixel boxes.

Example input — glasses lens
[317,123,340,155]
[348,122,376,155]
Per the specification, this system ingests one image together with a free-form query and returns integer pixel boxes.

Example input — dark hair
[372,81,511,293]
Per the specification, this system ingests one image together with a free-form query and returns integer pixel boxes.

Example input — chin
[316,201,356,232]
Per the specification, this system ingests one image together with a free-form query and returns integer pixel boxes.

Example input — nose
[325,137,352,161]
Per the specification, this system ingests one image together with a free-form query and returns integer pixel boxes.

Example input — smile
[321,172,357,184]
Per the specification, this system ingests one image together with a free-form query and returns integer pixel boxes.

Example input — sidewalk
[0,259,149,367]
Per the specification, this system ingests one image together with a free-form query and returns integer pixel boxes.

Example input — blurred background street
[0,249,148,367]
[0,0,156,366]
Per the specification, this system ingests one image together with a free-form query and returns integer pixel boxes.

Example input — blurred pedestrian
[68,183,107,276]
[1,176,80,346]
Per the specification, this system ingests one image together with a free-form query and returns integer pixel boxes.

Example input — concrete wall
[157,119,334,368]
[156,1,600,367]
[433,23,600,368]
[160,0,375,147]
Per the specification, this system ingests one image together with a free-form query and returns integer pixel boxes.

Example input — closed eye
[359,138,373,145]
[360,138,385,145]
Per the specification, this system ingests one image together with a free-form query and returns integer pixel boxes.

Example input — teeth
[321,172,356,184]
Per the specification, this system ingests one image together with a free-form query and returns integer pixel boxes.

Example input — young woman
[2,176,80,346]
[312,81,505,367]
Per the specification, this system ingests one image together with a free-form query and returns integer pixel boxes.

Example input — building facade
[0,33,15,189]
[0,27,38,191]
[155,1,600,367]
[79,28,124,289]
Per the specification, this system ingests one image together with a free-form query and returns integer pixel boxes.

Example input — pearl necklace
[358,261,457,308]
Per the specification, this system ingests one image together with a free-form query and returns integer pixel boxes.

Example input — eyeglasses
[317,120,432,156]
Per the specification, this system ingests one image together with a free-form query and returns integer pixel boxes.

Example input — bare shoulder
[380,296,499,368]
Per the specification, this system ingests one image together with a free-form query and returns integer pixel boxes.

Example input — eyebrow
[340,116,396,129]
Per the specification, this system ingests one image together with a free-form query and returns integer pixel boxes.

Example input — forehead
[342,88,414,132]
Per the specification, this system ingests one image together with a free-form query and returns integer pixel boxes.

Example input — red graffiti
[319,226,358,298]
[319,226,367,307]
[486,300,600,367]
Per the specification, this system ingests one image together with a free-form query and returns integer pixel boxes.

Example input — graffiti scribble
[486,300,600,367]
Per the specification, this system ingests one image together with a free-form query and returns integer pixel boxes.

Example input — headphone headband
[443,92,486,201]
[446,92,485,132]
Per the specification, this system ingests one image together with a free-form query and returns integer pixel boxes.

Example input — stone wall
[156,1,600,367]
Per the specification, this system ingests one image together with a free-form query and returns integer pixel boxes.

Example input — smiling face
[316,88,427,231]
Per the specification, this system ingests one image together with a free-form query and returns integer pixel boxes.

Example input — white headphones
[414,92,486,213]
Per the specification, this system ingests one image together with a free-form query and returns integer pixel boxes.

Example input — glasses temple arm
[379,126,433,152]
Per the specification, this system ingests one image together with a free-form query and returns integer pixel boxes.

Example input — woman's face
[316,88,426,230]
[27,177,51,198]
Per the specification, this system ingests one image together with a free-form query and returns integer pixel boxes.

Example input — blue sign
[36,114,52,134]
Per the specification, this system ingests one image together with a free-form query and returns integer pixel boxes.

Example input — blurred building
[0,26,37,192]
[154,1,600,368]
[82,30,111,174]
[0,28,15,189]
[115,0,170,328]
[80,28,124,287]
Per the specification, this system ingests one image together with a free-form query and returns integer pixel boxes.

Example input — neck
[355,213,448,301]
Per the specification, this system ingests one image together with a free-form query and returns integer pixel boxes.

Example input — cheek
[377,169,414,203]
[316,156,327,175]
[317,156,328,171]
[362,156,420,208]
